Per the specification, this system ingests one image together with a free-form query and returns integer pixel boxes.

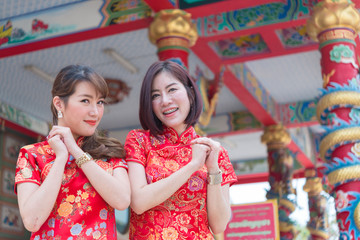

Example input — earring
[58,110,63,119]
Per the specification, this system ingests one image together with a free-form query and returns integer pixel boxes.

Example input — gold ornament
[306,0,360,42]
[316,91,360,123]
[354,202,360,231]
[261,124,291,148]
[327,165,360,186]
[319,127,360,161]
[149,9,198,47]
[303,178,323,196]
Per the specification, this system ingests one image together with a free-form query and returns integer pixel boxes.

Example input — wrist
[207,167,221,175]
[75,152,93,168]
[207,169,222,185]
[70,146,83,159]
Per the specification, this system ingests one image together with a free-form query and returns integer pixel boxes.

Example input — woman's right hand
[47,135,68,161]
[190,143,210,170]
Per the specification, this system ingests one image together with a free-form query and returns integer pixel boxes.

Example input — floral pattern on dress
[15,137,127,240]
[125,126,237,240]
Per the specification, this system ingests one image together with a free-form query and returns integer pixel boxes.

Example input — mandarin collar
[163,126,197,145]
[76,136,85,147]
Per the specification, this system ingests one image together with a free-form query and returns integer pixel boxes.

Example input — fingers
[47,134,61,143]
[191,137,221,152]
[47,126,71,140]
[191,143,210,153]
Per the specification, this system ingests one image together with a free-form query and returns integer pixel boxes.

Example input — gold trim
[316,91,360,122]
[318,28,357,43]
[355,201,360,230]
[327,165,360,185]
[156,37,190,49]
[319,127,360,161]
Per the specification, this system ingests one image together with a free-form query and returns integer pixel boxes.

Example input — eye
[97,100,106,105]
[169,87,177,93]
[151,93,160,100]
[81,99,90,103]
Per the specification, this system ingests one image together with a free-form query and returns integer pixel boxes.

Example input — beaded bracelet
[75,152,93,168]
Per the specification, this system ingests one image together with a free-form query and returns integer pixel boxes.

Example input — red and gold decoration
[307,0,360,238]
[261,124,298,239]
[104,78,131,104]
[148,9,198,68]
[194,66,224,135]
[303,168,329,240]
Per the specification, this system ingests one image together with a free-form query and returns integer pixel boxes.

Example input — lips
[84,120,97,126]
[163,108,178,115]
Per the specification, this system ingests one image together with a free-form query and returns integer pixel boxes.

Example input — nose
[89,104,99,117]
[161,93,171,106]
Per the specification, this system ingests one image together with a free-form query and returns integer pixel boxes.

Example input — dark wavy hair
[51,64,125,159]
[139,60,203,137]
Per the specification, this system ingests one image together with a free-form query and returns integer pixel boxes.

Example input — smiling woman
[14,64,131,239]
[124,60,237,240]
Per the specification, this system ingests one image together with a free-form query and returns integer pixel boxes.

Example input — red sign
[224,199,280,240]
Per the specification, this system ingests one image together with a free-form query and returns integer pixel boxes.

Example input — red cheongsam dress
[125,126,237,240]
[15,137,127,240]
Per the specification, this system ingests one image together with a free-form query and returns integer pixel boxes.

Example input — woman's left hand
[191,137,221,173]
[47,126,81,157]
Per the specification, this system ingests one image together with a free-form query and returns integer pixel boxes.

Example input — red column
[303,168,329,239]
[261,124,298,239]
[148,9,198,69]
[307,1,360,238]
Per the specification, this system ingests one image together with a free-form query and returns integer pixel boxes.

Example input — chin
[75,130,96,138]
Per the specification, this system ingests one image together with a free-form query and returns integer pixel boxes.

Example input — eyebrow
[151,82,178,93]
[77,94,105,99]
[77,94,94,98]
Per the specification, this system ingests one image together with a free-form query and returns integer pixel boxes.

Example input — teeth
[164,108,177,114]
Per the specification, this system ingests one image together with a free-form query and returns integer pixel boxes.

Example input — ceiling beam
[223,65,314,168]
[194,18,318,64]
[0,18,152,59]
[223,69,277,126]
[143,0,176,12]
[235,169,307,185]
[186,0,277,18]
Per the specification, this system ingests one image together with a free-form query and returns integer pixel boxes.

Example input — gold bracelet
[75,152,93,168]
[207,170,222,185]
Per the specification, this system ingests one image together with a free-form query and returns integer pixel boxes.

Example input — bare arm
[128,143,209,214]
[128,161,198,214]
[191,137,232,234]
[207,184,231,234]
[79,162,130,210]
[17,136,68,232]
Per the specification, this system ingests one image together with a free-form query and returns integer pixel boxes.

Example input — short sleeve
[218,147,237,186]
[124,130,147,166]
[14,146,41,193]
[108,157,128,170]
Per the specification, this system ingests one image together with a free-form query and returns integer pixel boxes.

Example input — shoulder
[128,129,149,135]
[126,129,150,141]
[20,141,54,158]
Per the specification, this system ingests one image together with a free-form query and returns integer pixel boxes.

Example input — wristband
[75,152,93,168]
[207,170,222,185]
